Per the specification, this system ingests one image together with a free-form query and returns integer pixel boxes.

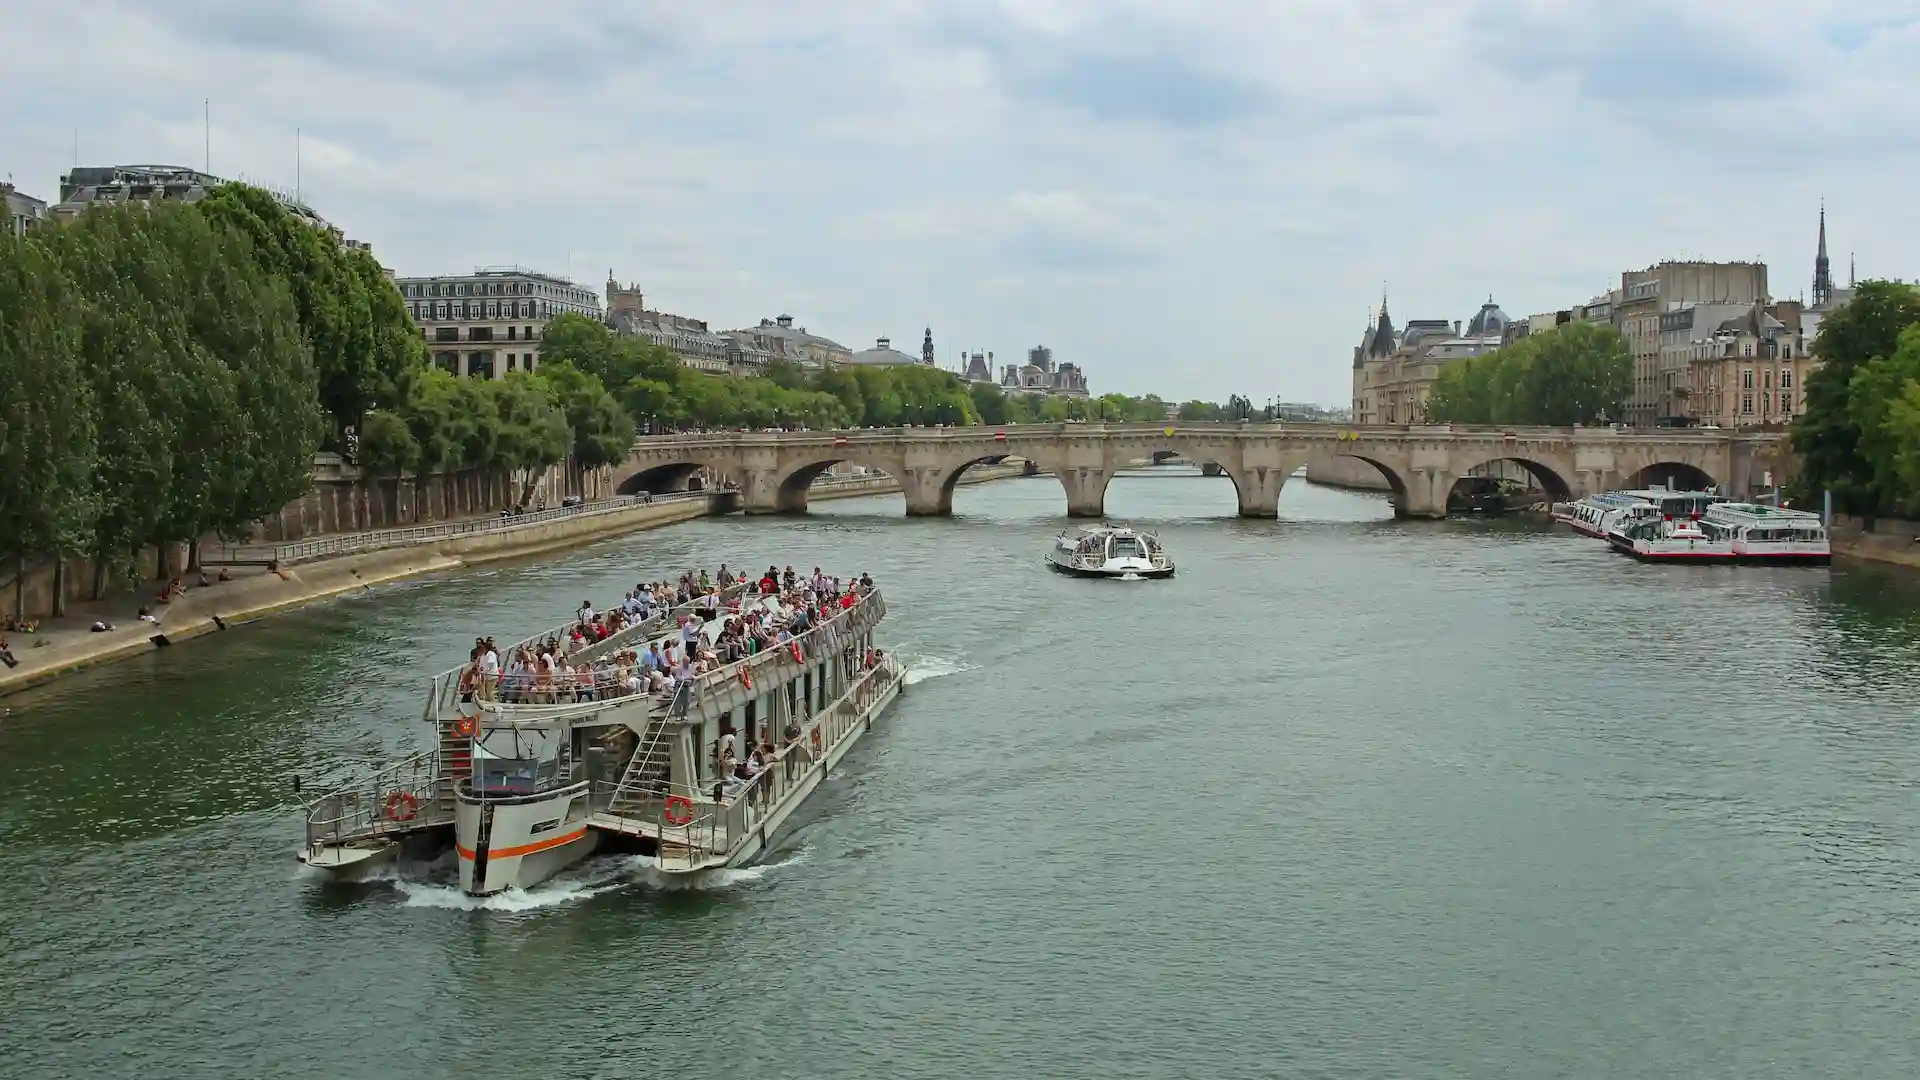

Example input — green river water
[3,470,1919,1079]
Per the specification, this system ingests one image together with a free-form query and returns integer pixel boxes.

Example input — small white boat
[1048,524,1174,579]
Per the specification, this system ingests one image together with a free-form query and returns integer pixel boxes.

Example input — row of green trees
[1423,321,1632,426]
[1,190,645,611]
[1791,280,1920,518]
[1,196,332,602]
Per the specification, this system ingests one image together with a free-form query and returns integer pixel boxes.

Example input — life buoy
[739,666,752,690]
[809,726,823,754]
[789,641,803,664]
[384,791,421,822]
[453,714,478,738]
[663,794,695,826]
[864,649,877,671]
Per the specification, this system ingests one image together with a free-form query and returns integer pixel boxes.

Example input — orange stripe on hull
[456,828,589,861]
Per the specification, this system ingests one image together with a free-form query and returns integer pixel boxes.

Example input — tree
[358,409,420,522]
[1844,324,1920,517]
[1425,322,1629,426]
[536,360,636,492]
[1791,280,1920,514]
[0,229,97,617]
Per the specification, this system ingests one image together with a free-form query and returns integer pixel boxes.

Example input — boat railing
[598,588,888,814]
[644,652,905,872]
[301,748,447,856]
[420,581,758,720]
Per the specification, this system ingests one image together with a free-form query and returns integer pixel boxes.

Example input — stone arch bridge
[614,423,1787,519]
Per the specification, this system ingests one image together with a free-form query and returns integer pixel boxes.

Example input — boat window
[473,728,563,794]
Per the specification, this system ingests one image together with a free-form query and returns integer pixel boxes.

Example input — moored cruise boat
[297,571,902,894]
[1048,524,1174,579]
[1611,515,1735,562]
[1560,488,1725,539]
[1702,502,1832,563]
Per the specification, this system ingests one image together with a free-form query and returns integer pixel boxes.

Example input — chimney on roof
[1453,320,1461,336]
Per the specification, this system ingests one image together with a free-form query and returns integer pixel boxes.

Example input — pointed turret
[1365,291,1396,358]
[1812,202,1834,308]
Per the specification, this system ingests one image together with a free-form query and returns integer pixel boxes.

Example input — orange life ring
[739,666,752,690]
[663,794,695,826]
[809,727,823,753]
[453,714,478,738]
[384,791,421,822]
[789,641,803,664]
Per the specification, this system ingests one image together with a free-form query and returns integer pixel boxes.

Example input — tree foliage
[1790,280,1920,515]
[1425,322,1630,426]
[1,193,333,592]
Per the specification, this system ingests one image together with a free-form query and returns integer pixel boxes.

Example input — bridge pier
[1057,467,1112,518]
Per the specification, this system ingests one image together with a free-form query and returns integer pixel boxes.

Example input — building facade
[720,314,853,370]
[396,267,600,378]
[1000,344,1089,396]
[605,277,732,374]
[1615,260,1769,426]
[1350,298,1509,424]
[1679,301,1813,429]
[845,336,930,367]
[3,182,48,236]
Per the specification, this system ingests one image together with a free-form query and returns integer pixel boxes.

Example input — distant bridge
[614,422,1789,519]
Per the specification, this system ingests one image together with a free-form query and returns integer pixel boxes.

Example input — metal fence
[203,490,720,567]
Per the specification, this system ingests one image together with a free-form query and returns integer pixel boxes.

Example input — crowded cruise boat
[1554,488,1725,539]
[297,563,902,895]
[1048,524,1175,579]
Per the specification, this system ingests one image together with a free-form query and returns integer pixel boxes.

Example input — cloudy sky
[4,1,1917,404]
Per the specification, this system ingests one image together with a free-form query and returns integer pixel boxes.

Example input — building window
[1783,344,1793,359]
[1763,392,1772,414]
[435,327,457,342]
[1764,370,1773,389]
[1741,393,1754,415]
[1782,394,1794,415]
[1780,369,1793,389]
[1741,369,1754,390]
[508,325,517,341]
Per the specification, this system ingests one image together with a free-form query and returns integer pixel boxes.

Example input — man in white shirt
[478,641,500,700]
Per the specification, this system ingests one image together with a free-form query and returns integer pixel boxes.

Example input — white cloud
[4,0,1916,403]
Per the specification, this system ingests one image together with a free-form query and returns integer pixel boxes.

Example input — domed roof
[846,336,924,366]
[1466,298,1510,337]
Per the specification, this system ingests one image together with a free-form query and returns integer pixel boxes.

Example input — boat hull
[456,784,600,896]
[1046,557,1175,579]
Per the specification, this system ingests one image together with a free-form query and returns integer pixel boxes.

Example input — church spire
[1813,201,1834,307]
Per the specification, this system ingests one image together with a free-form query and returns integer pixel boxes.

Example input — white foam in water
[369,847,813,911]
[901,652,977,686]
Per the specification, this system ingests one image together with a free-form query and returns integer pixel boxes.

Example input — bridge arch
[768,452,906,514]
[1447,455,1574,511]
[1625,461,1718,492]
[614,457,721,496]
[1335,453,1409,509]
[931,454,1016,515]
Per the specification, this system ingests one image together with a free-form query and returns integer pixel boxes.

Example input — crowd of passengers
[457,564,877,706]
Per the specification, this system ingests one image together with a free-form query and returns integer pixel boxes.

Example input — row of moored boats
[1551,488,1830,564]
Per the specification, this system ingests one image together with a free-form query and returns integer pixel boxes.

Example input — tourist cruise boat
[297,581,901,894]
[1609,515,1734,562]
[1556,488,1725,539]
[1048,524,1174,579]
[1605,502,1829,564]
[1702,502,1831,563]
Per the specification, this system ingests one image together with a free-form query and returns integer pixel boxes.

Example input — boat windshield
[473,727,566,794]
[1111,535,1140,558]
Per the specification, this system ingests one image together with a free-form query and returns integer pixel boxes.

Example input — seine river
[4,469,1919,1079]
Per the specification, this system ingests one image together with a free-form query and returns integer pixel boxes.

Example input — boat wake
[1118,572,1143,581]
[362,847,814,912]
[901,652,977,686]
